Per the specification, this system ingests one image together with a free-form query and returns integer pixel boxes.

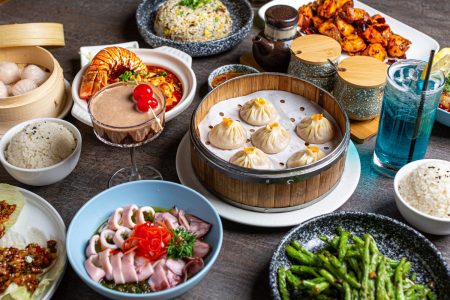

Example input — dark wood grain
[1,0,449,299]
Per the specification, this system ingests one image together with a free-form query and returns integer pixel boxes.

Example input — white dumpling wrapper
[21,64,50,85]
[209,117,247,150]
[251,122,290,154]
[0,62,20,85]
[296,114,334,144]
[230,147,272,169]
[0,81,8,98]
[239,97,278,126]
[11,79,38,96]
[287,146,325,168]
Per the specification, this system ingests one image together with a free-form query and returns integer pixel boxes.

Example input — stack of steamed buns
[208,97,335,170]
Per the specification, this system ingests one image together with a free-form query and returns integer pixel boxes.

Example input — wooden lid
[0,23,65,48]
[338,56,388,88]
[290,35,341,65]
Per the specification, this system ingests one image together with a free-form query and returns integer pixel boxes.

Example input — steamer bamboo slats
[190,73,350,211]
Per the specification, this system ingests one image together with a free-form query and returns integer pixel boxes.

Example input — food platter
[0,185,66,300]
[258,0,440,61]
[71,46,196,126]
[176,132,360,227]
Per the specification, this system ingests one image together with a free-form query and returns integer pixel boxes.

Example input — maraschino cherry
[134,84,158,112]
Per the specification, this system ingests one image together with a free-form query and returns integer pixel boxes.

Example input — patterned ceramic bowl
[136,0,253,57]
[207,64,259,91]
[269,211,450,299]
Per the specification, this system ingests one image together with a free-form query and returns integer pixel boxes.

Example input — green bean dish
[277,227,437,300]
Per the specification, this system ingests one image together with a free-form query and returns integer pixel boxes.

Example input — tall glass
[372,60,445,177]
[88,82,166,187]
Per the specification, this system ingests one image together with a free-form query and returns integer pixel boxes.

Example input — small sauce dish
[207,64,259,91]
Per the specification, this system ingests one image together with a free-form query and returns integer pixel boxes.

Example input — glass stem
[130,147,141,181]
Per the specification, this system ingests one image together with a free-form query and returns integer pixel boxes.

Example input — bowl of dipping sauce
[207,64,259,91]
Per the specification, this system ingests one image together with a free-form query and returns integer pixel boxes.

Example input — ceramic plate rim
[176,132,361,227]
[11,186,67,300]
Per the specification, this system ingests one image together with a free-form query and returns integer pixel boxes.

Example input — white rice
[399,161,450,219]
[5,121,76,169]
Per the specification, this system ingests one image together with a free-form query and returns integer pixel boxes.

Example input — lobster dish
[297,0,412,61]
[84,204,212,293]
[79,47,183,112]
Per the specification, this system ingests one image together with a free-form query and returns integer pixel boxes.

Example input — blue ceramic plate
[136,0,253,57]
[436,107,450,127]
[66,180,223,300]
[269,212,450,300]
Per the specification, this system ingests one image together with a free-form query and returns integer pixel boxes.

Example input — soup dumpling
[296,114,334,144]
[239,97,278,126]
[251,122,290,154]
[230,147,272,169]
[208,117,247,150]
[287,146,325,168]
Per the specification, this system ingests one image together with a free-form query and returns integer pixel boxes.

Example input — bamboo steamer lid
[0,23,65,48]
[290,34,341,65]
[337,56,388,88]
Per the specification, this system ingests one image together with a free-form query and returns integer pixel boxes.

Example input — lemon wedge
[421,48,450,80]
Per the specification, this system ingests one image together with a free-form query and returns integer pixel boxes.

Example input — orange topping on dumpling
[244,147,256,154]
[222,117,233,127]
[311,114,324,121]
[253,97,267,106]
[307,146,320,153]
[269,122,279,129]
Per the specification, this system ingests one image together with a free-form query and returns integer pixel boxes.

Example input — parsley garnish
[179,0,211,9]
[159,71,168,77]
[167,228,196,259]
[118,70,133,82]
[444,76,450,93]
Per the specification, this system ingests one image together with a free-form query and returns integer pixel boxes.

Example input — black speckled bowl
[269,212,450,300]
[136,0,254,57]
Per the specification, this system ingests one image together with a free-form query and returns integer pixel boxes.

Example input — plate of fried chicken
[259,0,439,62]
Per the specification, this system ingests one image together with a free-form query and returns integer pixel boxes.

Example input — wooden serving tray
[240,52,379,143]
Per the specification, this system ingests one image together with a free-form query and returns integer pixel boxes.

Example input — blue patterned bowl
[136,0,253,57]
[207,64,259,91]
[269,211,450,300]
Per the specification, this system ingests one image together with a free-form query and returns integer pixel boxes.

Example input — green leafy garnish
[444,76,450,93]
[167,228,196,259]
[158,71,168,77]
[118,70,133,82]
[178,0,211,9]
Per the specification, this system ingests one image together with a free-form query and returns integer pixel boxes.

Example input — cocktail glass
[372,60,445,177]
[88,82,166,187]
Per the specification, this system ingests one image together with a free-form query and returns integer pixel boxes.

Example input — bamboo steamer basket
[190,73,350,212]
[0,23,66,134]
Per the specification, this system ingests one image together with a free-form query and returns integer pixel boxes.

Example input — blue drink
[373,60,444,176]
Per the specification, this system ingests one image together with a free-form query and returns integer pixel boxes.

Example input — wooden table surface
[1,0,449,299]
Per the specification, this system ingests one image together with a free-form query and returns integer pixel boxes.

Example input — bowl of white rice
[0,118,82,186]
[394,159,450,235]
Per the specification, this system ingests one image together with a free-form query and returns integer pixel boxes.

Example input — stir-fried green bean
[277,228,437,300]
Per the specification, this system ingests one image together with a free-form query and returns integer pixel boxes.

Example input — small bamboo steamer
[0,23,66,134]
[190,73,350,211]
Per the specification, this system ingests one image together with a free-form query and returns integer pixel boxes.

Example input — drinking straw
[407,50,435,163]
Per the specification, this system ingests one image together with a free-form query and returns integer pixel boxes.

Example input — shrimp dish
[84,205,212,293]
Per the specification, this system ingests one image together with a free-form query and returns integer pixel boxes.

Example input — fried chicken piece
[362,43,387,61]
[317,0,339,19]
[387,34,412,58]
[362,23,392,47]
[339,2,369,23]
[335,17,355,37]
[336,0,353,10]
[311,16,325,28]
[341,35,367,53]
[298,4,314,30]
[318,20,342,42]
[369,14,386,24]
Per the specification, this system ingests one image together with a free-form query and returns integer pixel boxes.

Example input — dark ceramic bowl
[269,211,450,299]
[136,0,254,57]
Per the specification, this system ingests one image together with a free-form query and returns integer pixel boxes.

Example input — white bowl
[394,159,450,235]
[71,46,196,126]
[0,118,82,186]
